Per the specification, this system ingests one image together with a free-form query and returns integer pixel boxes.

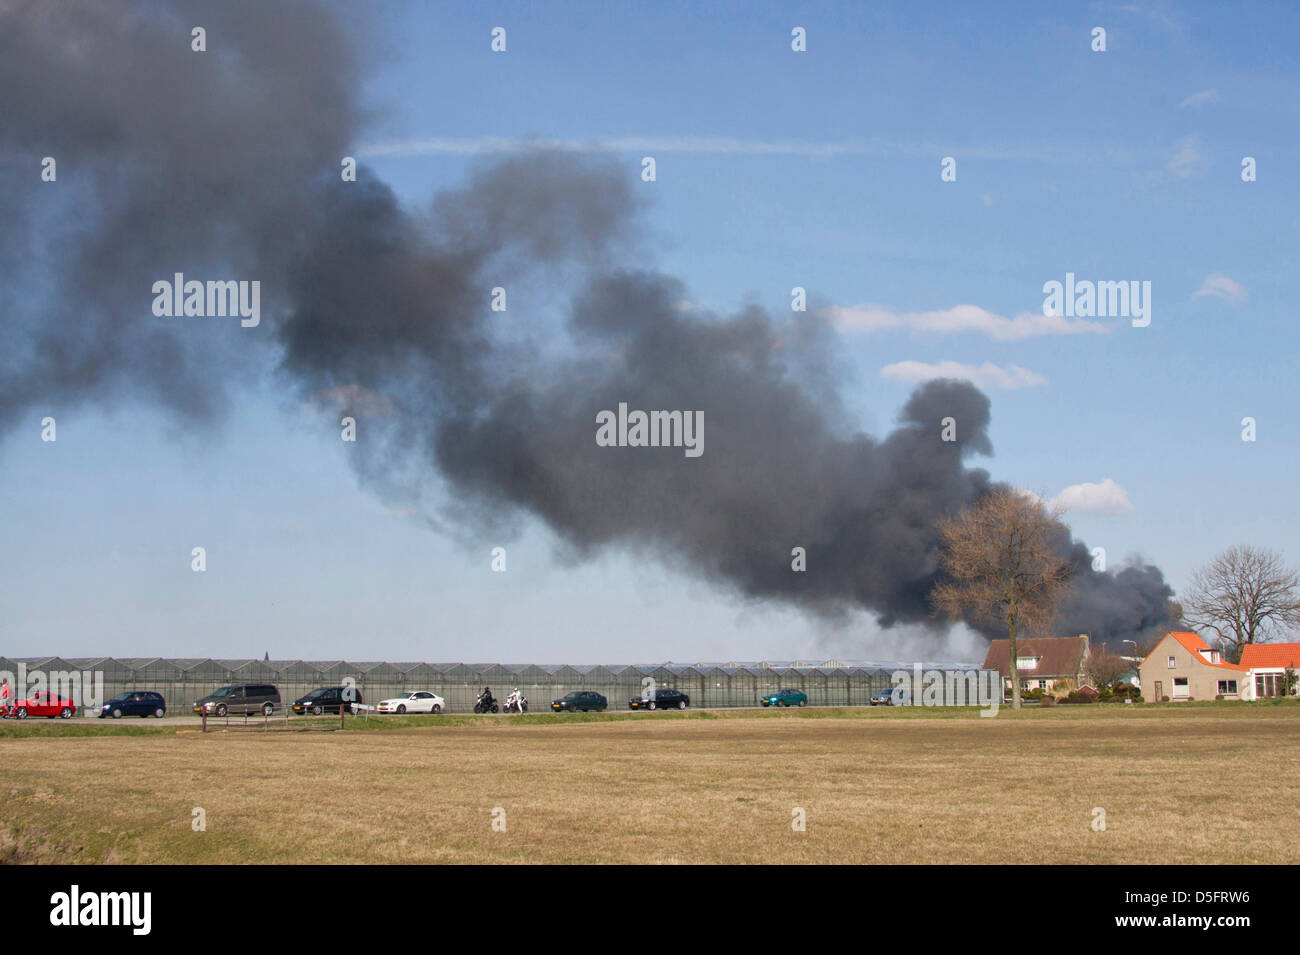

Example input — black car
[292,686,363,715]
[551,691,607,712]
[629,688,690,710]
[97,691,166,719]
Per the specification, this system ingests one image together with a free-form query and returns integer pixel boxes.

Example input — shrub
[1134,695,1145,703]
[1215,694,1224,701]
[1039,696,1057,707]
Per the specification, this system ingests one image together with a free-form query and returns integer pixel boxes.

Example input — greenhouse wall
[3,658,996,712]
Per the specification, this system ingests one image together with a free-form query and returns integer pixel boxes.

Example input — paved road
[7,701,887,727]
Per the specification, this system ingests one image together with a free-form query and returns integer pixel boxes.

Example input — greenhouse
[0,656,994,711]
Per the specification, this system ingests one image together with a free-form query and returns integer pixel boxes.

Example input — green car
[760,688,807,708]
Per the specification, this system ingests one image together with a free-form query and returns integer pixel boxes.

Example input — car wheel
[263,703,274,716]
[15,708,26,720]
[397,704,406,714]
[154,708,165,718]
[432,703,441,714]
[311,705,323,716]
[679,701,687,710]
[648,700,656,710]
[797,699,806,707]
[215,704,227,717]
[112,708,123,719]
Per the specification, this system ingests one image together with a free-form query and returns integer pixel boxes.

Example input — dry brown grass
[2,707,1297,864]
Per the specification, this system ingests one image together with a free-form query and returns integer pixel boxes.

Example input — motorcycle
[473,692,499,714]
[502,690,528,714]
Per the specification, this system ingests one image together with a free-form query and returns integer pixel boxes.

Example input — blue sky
[3,0,1297,663]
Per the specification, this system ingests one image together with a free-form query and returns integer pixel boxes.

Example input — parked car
[11,692,77,720]
[760,688,807,708]
[629,688,690,710]
[98,691,167,719]
[193,684,280,717]
[551,691,607,712]
[377,690,444,714]
[292,686,363,715]
[870,689,895,706]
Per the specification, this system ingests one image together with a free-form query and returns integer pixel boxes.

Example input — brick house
[1238,642,1300,700]
[983,634,1089,697]
[1138,631,1249,702]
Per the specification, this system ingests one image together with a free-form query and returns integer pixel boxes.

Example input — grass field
[2,704,1297,864]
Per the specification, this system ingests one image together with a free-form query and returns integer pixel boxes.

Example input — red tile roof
[1239,643,1300,670]
[982,635,1088,677]
[1144,631,1249,672]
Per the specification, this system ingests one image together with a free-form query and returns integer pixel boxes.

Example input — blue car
[760,688,807,708]
[98,691,167,719]
[870,689,895,706]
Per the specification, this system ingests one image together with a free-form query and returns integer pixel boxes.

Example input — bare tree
[1084,648,1131,691]
[1183,546,1300,663]
[932,489,1075,710]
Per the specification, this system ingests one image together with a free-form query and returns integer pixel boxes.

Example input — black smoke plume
[0,0,1176,648]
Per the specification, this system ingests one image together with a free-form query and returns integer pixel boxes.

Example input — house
[1238,643,1300,699]
[983,634,1090,696]
[1138,631,1249,702]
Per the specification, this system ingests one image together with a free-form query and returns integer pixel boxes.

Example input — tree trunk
[1008,619,1022,711]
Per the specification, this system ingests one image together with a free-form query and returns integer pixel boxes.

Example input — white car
[377,690,445,714]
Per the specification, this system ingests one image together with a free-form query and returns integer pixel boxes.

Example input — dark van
[193,684,280,717]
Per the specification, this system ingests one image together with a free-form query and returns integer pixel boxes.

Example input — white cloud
[1179,89,1219,109]
[881,360,1046,391]
[1051,479,1135,516]
[356,134,1067,163]
[825,303,1107,341]
[1168,135,1204,179]
[1191,273,1247,305]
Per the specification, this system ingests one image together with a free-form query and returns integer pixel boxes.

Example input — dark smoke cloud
[0,0,1177,648]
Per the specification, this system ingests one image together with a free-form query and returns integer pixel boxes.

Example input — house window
[1016,656,1040,670]
[1217,680,1237,695]
[1167,656,1176,669]
[1257,673,1283,698]
[1173,677,1189,698]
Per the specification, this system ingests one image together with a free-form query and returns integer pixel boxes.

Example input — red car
[7,692,76,720]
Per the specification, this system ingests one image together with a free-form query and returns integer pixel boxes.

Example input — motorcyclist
[480,686,495,710]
